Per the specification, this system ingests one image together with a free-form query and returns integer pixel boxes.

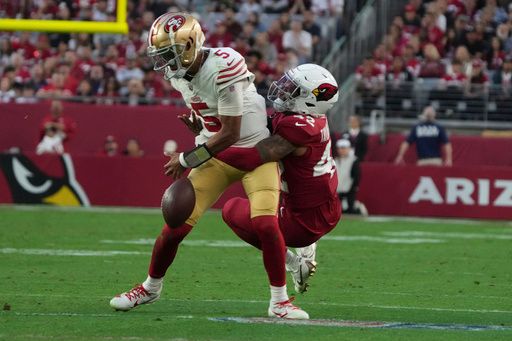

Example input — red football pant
[148,223,193,278]
[223,197,339,248]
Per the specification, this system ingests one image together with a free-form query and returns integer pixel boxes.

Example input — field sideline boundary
[1,204,510,226]
[2,311,511,332]
[3,293,512,315]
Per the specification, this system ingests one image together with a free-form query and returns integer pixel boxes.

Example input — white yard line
[2,204,510,227]
[7,291,512,302]
[3,294,512,315]
[3,312,118,317]
[101,237,445,246]
[322,235,444,244]
[0,334,184,341]
[0,248,151,257]
[101,239,250,248]
[384,231,512,240]
[209,317,512,331]
[360,216,500,226]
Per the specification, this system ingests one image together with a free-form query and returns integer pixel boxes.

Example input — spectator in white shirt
[92,0,109,21]
[0,77,16,103]
[262,0,289,13]
[282,20,313,63]
[36,126,65,155]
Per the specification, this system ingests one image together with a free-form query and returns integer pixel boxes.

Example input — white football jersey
[170,47,269,147]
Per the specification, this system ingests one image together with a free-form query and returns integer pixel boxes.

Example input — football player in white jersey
[110,13,308,319]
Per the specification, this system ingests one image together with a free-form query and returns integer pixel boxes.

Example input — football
[161,178,196,228]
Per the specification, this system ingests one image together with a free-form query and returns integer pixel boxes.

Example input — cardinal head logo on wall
[0,153,90,206]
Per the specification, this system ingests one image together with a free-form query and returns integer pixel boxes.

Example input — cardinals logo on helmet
[0,153,89,206]
[164,15,186,33]
[312,83,338,102]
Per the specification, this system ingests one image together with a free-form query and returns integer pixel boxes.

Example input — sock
[285,249,299,271]
[148,223,193,278]
[296,243,317,260]
[270,285,289,304]
[222,198,261,249]
[142,275,163,293]
[252,215,286,287]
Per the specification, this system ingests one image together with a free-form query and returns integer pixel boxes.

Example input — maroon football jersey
[273,112,338,209]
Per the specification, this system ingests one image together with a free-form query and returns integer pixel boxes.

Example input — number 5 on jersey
[190,102,222,132]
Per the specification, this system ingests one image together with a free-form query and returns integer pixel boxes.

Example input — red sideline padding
[365,133,512,166]
[1,153,510,220]
[2,102,512,166]
[358,163,512,220]
[0,152,245,209]
[0,102,196,156]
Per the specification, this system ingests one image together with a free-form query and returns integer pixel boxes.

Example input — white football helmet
[268,64,339,116]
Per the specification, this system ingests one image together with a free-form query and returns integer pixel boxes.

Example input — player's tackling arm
[256,134,297,163]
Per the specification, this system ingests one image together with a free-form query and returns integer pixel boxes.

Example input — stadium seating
[354,0,512,123]
[0,0,342,105]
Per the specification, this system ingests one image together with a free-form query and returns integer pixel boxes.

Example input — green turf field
[1,205,511,340]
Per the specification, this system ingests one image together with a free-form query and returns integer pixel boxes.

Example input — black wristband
[181,144,213,168]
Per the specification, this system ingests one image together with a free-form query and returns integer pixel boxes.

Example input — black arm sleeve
[357,132,368,161]
[350,159,361,191]
[267,115,274,135]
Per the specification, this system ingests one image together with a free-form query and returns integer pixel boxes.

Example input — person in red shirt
[71,45,95,79]
[356,56,385,93]
[36,72,73,98]
[207,21,233,48]
[222,64,341,294]
[10,32,35,60]
[419,12,446,54]
[487,37,506,70]
[99,135,119,157]
[403,4,421,34]
[466,59,489,96]
[402,43,421,77]
[440,60,467,89]
[418,43,445,78]
[387,56,414,89]
[39,100,77,144]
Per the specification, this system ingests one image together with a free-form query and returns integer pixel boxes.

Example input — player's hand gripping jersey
[272,112,338,209]
[170,47,269,149]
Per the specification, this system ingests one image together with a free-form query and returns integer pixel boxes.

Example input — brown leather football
[161,178,196,228]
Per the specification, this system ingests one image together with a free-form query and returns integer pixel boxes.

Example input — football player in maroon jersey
[222,64,341,294]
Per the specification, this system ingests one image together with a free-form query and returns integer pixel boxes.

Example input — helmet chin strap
[163,50,204,81]
[273,98,295,112]
[163,66,187,80]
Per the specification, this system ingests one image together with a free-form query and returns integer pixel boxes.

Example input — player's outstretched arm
[256,134,297,163]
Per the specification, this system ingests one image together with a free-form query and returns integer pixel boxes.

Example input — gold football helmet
[147,12,205,79]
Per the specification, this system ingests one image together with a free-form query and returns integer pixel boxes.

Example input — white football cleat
[290,257,317,293]
[110,284,161,311]
[268,297,309,319]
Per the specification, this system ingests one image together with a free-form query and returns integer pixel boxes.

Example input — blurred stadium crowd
[356,0,512,119]
[0,0,344,105]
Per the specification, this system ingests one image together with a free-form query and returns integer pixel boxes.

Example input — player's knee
[222,197,248,226]
[222,198,237,223]
[251,215,279,239]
